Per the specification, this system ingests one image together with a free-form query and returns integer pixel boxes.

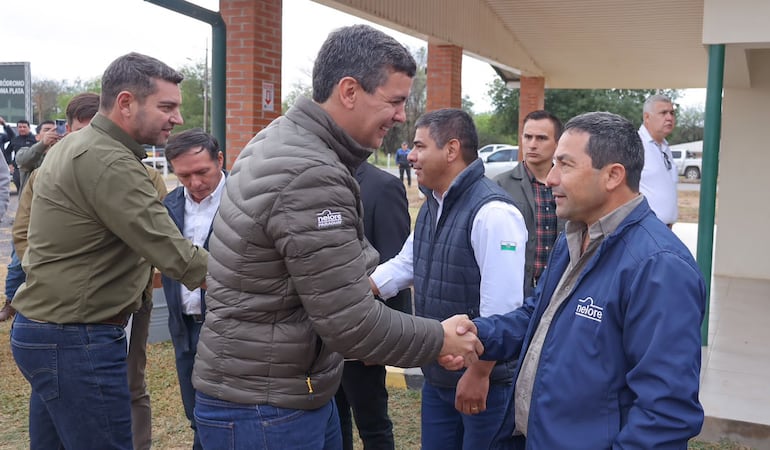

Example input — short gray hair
[643,94,673,113]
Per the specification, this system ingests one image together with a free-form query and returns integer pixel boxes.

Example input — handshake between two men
[438,314,481,370]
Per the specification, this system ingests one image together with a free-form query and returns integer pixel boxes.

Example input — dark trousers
[172,314,204,450]
[398,165,411,186]
[127,300,153,450]
[334,361,394,450]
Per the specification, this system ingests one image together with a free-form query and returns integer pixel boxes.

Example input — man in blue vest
[371,108,528,450]
[161,128,225,450]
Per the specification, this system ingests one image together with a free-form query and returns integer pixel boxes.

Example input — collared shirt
[638,125,678,224]
[523,163,557,282]
[13,114,208,324]
[371,190,527,317]
[514,195,644,436]
[180,174,225,315]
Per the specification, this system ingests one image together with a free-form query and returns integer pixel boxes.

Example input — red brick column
[518,76,545,160]
[220,0,282,166]
[426,43,463,111]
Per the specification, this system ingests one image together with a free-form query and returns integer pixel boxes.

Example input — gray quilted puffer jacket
[193,97,444,409]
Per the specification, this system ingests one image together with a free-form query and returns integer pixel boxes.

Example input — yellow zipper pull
[305,376,314,394]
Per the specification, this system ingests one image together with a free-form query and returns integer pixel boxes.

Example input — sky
[1,0,704,113]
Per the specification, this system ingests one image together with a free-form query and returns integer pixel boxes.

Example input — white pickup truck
[669,141,703,180]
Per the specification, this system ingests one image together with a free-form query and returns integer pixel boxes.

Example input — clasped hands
[438,314,481,370]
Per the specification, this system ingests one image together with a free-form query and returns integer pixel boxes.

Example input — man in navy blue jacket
[444,112,706,450]
[161,129,225,450]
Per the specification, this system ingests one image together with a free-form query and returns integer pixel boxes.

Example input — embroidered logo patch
[575,296,603,323]
[500,241,517,251]
[316,209,343,229]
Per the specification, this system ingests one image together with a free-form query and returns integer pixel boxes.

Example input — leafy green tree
[32,79,64,123]
[380,46,428,162]
[176,61,208,131]
[57,77,101,119]
[486,80,681,140]
[668,105,704,144]
[282,80,312,113]
[474,112,516,147]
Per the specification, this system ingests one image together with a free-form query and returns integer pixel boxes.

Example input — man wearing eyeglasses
[638,94,678,227]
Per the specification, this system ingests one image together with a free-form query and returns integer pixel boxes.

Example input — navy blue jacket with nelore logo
[413,158,517,388]
[474,198,706,449]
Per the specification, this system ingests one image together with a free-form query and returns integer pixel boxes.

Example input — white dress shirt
[180,174,226,315]
[371,190,527,318]
[638,125,678,224]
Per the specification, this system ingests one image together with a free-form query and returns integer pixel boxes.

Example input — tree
[32,79,64,124]
[486,81,682,140]
[177,60,209,131]
[380,46,428,161]
[282,80,312,113]
[474,111,516,147]
[57,77,101,119]
[667,105,704,144]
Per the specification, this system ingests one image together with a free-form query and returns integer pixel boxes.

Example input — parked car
[671,149,702,180]
[483,146,519,179]
[478,143,517,162]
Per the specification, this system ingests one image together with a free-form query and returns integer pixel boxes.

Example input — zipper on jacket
[305,374,314,394]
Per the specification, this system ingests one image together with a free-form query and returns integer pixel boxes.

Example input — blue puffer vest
[414,159,518,387]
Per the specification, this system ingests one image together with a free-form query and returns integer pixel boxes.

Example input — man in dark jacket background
[162,128,225,450]
[3,119,36,191]
[495,110,566,297]
[334,160,412,450]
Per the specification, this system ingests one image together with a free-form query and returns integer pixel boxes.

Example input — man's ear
[336,77,358,110]
[445,138,461,163]
[604,163,626,191]
[116,91,134,117]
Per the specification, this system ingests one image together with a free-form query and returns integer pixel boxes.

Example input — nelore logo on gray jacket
[316,209,343,229]
[575,296,603,323]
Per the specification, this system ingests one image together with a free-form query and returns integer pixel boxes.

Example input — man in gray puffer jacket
[192,25,483,449]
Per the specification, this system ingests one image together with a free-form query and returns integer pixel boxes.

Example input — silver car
[483,146,519,179]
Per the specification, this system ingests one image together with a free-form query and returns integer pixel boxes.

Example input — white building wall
[714,51,770,280]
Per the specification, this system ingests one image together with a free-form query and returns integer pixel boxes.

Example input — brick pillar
[518,76,545,160]
[426,42,463,111]
[220,0,282,167]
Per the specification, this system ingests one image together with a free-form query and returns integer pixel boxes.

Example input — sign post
[0,62,32,123]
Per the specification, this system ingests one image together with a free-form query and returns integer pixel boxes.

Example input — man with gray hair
[192,25,483,449]
[639,94,678,226]
[443,112,706,449]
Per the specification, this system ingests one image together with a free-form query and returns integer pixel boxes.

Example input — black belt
[101,312,131,327]
[184,313,204,323]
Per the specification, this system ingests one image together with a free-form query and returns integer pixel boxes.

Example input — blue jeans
[421,380,513,450]
[5,247,26,302]
[195,392,342,450]
[11,313,132,450]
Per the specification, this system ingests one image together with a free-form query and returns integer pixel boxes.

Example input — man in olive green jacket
[10,52,207,450]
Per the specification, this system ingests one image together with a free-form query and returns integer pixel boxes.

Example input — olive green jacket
[13,114,207,323]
